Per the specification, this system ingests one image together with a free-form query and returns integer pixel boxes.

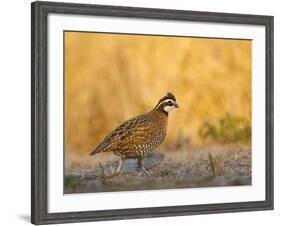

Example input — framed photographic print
[31,1,274,224]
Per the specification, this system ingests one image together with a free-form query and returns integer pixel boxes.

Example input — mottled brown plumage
[90,92,179,175]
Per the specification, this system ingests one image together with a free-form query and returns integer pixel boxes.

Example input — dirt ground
[64,144,251,194]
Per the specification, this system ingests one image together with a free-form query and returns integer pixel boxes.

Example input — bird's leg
[115,158,125,175]
[138,159,149,176]
[99,159,125,179]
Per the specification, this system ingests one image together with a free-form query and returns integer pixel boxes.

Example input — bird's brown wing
[90,114,151,155]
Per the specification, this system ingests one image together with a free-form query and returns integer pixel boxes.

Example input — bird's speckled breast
[114,111,168,159]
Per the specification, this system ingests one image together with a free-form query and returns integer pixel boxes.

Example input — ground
[64,144,251,194]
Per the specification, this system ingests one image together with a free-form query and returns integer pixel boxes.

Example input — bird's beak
[174,103,179,108]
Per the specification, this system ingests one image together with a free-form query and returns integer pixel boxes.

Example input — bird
[90,92,179,176]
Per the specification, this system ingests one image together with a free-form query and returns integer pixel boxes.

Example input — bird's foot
[99,162,119,179]
[139,167,150,176]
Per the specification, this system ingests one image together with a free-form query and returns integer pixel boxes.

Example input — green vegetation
[198,113,251,143]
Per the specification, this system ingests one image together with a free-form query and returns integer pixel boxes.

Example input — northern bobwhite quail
[90,92,179,176]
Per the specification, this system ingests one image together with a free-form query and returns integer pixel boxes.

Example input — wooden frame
[31,1,274,224]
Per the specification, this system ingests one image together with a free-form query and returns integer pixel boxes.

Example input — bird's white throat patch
[163,105,176,112]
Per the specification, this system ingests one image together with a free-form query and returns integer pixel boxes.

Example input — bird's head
[154,92,179,114]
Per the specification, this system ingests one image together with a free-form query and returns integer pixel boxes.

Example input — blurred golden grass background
[65,32,251,155]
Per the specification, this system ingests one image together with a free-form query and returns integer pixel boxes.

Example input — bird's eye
[168,101,172,105]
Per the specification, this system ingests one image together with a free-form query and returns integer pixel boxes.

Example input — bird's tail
[89,141,110,156]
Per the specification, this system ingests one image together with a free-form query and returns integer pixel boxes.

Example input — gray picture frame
[31,1,274,225]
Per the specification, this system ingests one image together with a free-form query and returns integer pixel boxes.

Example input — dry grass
[65,32,251,155]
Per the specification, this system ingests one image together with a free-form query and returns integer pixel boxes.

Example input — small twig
[208,152,224,176]
[208,153,216,175]
[99,162,105,173]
